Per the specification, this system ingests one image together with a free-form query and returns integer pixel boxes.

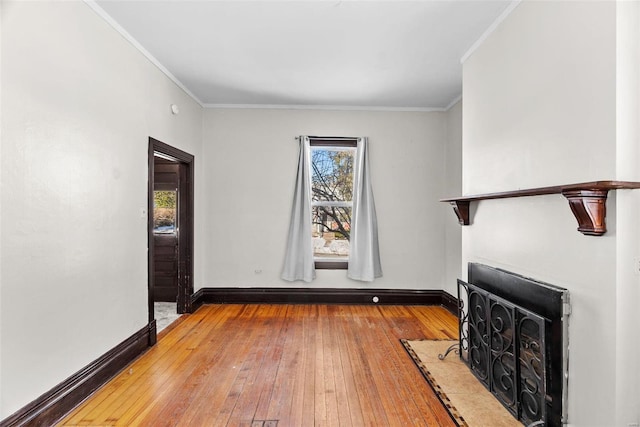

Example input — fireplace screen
[462,281,547,424]
[456,263,569,427]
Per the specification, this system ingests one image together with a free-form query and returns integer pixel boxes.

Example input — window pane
[154,190,176,234]
[312,206,351,260]
[311,148,354,202]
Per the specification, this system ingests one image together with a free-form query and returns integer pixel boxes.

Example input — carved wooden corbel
[562,189,609,236]
[449,201,470,225]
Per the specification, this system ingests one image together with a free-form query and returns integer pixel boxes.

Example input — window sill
[314,260,348,270]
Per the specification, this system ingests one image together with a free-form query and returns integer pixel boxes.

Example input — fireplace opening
[455,263,570,427]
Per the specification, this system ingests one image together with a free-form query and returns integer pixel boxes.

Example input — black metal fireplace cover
[465,263,570,427]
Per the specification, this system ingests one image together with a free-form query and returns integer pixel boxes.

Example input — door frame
[148,138,195,330]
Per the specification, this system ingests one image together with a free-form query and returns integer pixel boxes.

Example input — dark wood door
[153,160,179,302]
[148,138,194,326]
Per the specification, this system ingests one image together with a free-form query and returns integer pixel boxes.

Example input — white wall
[202,108,452,290]
[0,1,202,417]
[444,101,462,296]
[615,1,640,424]
[0,0,3,413]
[462,1,635,425]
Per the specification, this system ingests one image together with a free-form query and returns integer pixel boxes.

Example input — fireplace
[455,263,570,426]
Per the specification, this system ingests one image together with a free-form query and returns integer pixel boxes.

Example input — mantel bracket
[441,180,640,237]
[449,201,470,225]
[562,189,609,236]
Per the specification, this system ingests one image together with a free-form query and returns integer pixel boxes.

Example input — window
[310,139,356,268]
[153,190,177,234]
[282,135,381,282]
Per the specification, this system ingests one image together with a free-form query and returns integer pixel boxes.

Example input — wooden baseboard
[0,322,155,427]
[191,287,459,311]
[440,291,459,316]
[191,288,205,313]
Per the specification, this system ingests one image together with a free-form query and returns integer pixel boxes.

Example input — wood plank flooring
[59,304,458,427]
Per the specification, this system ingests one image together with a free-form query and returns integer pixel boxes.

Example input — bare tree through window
[310,146,355,260]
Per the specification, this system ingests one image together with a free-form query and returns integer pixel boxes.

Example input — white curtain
[281,136,316,282]
[348,137,383,281]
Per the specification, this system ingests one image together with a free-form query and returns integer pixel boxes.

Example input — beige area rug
[401,339,522,427]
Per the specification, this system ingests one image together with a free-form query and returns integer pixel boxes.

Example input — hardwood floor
[59,304,458,427]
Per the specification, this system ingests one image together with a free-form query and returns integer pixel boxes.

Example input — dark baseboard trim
[191,288,205,313]
[0,322,155,427]
[440,291,459,316]
[191,287,460,312]
[148,318,157,346]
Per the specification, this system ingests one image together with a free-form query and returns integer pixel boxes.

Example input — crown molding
[444,94,462,111]
[83,0,204,108]
[203,103,446,112]
[460,0,523,64]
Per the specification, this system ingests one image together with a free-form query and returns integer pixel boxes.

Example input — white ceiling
[93,1,515,110]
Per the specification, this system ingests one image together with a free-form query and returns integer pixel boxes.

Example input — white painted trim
[460,0,523,64]
[311,201,353,208]
[444,94,462,111]
[83,0,204,107]
[203,103,446,112]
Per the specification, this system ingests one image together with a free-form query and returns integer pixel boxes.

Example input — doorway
[148,138,194,341]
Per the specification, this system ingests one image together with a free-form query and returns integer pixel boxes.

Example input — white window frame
[309,141,357,269]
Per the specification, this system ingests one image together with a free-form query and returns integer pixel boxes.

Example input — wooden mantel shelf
[441,181,640,236]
